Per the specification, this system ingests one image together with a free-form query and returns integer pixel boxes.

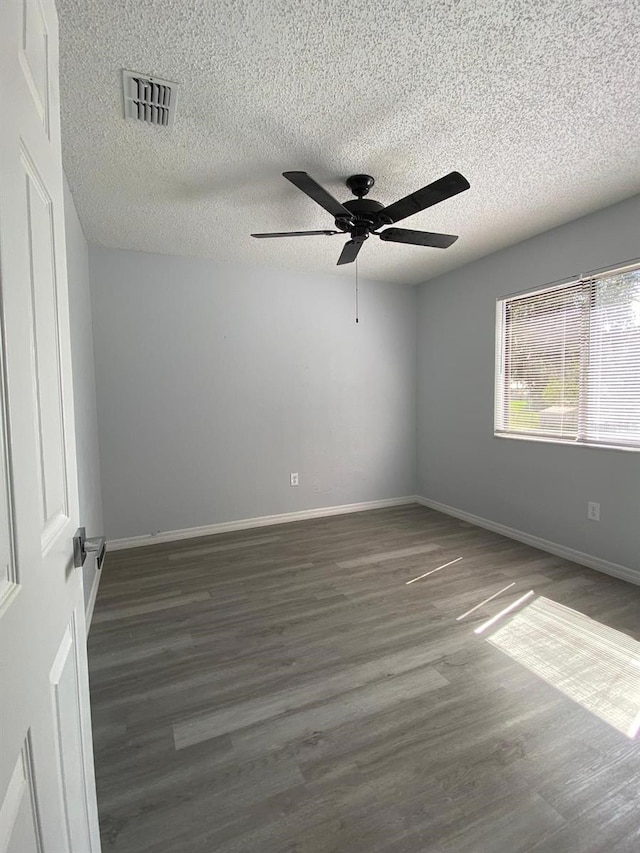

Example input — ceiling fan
[251,170,470,265]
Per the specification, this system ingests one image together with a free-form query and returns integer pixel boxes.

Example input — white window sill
[493,431,640,453]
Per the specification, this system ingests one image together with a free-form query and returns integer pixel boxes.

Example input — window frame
[494,259,640,453]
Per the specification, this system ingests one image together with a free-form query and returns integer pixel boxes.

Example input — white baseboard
[107,496,418,552]
[415,495,639,587]
[85,563,101,631]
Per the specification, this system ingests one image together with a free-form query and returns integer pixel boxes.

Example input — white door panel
[0,742,43,853]
[0,356,15,603]
[19,0,52,135]
[22,145,72,549]
[49,611,97,852]
[0,0,101,849]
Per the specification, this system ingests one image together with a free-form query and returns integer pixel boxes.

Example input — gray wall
[416,194,640,573]
[64,178,104,610]
[89,247,417,540]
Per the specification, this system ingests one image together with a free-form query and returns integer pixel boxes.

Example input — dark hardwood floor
[88,504,640,852]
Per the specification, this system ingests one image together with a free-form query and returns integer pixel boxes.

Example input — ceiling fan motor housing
[336,175,390,237]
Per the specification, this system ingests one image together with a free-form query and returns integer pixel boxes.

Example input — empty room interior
[1,1,640,852]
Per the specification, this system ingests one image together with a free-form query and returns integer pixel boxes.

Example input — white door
[0,0,101,850]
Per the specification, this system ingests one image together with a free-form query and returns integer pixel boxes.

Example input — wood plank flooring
[88,505,640,852]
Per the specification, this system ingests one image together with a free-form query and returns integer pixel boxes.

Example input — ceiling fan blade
[283,172,353,219]
[378,228,459,249]
[337,239,364,265]
[378,172,470,225]
[251,230,341,238]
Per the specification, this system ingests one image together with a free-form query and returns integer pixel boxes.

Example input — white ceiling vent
[122,70,178,127]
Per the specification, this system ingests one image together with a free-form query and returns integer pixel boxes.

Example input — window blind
[495,263,640,449]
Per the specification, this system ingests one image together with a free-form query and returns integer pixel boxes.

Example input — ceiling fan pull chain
[355,257,359,324]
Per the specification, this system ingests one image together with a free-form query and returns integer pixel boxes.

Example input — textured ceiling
[57,0,640,285]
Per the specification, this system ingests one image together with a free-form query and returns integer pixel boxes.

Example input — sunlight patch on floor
[456,581,516,621]
[405,556,462,584]
[487,596,640,739]
[474,591,535,634]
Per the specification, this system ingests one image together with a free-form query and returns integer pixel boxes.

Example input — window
[495,261,640,450]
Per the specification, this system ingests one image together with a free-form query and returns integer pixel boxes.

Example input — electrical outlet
[587,501,600,522]
[290,472,299,487]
